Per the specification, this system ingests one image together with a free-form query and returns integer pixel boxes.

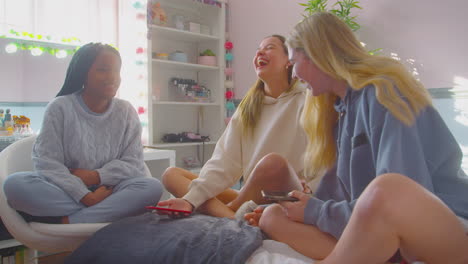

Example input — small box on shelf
[200,25,211,35]
[188,22,201,34]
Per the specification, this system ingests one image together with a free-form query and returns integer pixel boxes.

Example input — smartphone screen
[145,206,192,214]
[261,190,299,202]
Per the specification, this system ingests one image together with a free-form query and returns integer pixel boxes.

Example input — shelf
[143,148,176,161]
[155,0,222,14]
[147,0,225,167]
[152,59,219,71]
[143,148,176,168]
[149,24,220,43]
[0,239,22,249]
[149,141,217,148]
[153,101,220,106]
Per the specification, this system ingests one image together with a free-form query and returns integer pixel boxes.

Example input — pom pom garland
[224,80,234,89]
[225,53,234,61]
[224,41,233,50]
[224,67,234,76]
[225,90,234,99]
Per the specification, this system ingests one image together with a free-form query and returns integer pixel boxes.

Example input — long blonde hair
[237,34,297,136]
[287,12,432,182]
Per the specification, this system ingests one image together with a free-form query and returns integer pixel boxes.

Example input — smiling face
[289,48,335,97]
[253,36,290,82]
[83,49,121,100]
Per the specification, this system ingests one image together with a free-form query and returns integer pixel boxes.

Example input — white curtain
[0,0,117,44]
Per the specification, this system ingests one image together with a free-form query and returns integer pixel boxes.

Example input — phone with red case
[145,206,192,215]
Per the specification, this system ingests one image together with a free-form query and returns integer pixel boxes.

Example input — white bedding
[247,240,316,264]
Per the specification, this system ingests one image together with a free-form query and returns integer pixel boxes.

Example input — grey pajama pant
[3,171,163,223]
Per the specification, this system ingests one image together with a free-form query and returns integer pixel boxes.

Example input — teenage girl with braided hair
[4,43,163,224]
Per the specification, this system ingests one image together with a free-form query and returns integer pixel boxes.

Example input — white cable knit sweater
[33,92,146,203]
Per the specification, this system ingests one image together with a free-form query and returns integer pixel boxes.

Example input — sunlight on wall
[389,52,421,79]
[453,76,468,172]
[453,76,468,127]
[118,0,149,144]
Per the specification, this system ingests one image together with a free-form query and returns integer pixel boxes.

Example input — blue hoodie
[304,85,468,239]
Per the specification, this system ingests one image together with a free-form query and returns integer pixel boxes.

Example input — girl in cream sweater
[158,35,308,218]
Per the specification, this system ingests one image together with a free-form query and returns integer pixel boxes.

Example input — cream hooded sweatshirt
[183,83,308,208]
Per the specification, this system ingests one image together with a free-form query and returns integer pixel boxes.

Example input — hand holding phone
[145,206,192,218]
[261,190,299,202]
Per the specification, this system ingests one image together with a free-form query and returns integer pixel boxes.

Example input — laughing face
[253,36,290,81]
[84,50,121,100]
[289,48,335,97]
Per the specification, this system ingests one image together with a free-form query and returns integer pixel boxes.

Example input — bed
[64,213,317,264]
[65,212,424,264]
[247,240,315,264]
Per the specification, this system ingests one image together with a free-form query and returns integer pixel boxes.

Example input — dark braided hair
[56,42,121,97]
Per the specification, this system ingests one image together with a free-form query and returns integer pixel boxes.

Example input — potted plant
[300,0,362,31]
[197,49,217,66]
[300,0,381,54]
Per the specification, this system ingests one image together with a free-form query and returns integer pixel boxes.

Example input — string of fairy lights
[0,29,81,58]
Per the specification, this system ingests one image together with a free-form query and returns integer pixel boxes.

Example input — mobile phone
[261,190,299,202]
[145,206,192,215]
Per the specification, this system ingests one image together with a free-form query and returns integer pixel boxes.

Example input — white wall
[230,0,468,97]
[228,0,304,97]
[355,0,468,90]
[0,38,71,102]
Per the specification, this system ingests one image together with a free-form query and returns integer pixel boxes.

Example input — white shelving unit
[0,239,37,263]
[147,0,226,168]
[0,239,22,249]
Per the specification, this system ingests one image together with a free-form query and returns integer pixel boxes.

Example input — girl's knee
[140,178,163,201]
[355,173,412,220]
[372,173,410,189]
[161,167,186,188]
[258,153,289,171]
[259,204,287,234]
[252,153,290,182]
[3,172,32,198]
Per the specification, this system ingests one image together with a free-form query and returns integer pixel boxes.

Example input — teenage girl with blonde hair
[246,12,468,264]
[158,35,308,219]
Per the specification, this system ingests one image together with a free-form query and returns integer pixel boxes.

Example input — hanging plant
[1,29,82,45]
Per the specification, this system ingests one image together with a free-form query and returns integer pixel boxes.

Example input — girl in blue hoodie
[246,12,468,264]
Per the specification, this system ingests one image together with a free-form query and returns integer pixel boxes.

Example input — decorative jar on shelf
[169,51,188,63]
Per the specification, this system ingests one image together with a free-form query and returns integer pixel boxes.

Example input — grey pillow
[65,213,264,264]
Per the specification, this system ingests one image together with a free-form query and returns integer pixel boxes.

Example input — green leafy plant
[300,0,383,55]
[300,0,328,14]
[300,0,362,31]
[200,49,216,56]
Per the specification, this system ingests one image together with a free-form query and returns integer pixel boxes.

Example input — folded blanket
[65,213,264,264]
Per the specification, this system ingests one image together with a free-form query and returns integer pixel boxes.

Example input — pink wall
[228,0,304,97]
[229,0,468,97]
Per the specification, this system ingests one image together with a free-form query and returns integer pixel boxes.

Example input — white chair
[0,135,153,253]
